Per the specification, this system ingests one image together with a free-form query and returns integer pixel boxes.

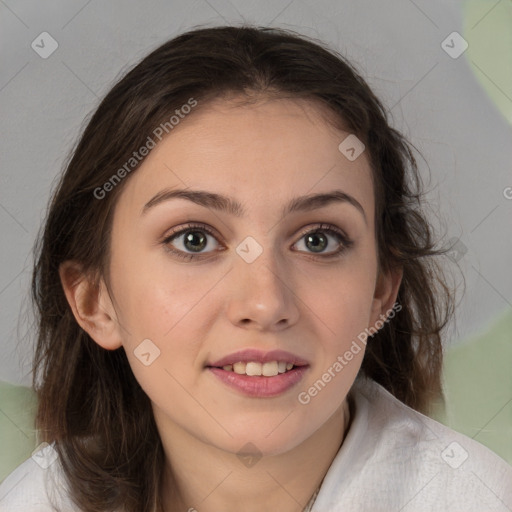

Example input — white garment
[0,376,511,511]
[313,376,512,511]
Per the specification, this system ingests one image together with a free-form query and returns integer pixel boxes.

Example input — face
[93,96,397,456]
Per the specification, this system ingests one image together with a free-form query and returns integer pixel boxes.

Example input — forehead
[115,96,375,223]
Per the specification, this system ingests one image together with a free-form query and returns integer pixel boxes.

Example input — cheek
[111,258,223,389]
[111,246,217,337]
[297,257,377,342]
[116,277,213,415]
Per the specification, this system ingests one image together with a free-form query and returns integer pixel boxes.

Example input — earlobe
[58,260,123,350]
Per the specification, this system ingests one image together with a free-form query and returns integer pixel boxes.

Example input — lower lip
[207,366,309,398]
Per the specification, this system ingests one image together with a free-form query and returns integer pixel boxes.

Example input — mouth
[206,348,309,375]
[208,361,301,377]
[205,349,309,397]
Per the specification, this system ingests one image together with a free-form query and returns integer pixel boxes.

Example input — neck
[158,398,351,512]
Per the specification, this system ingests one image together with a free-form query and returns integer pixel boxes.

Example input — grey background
[1,0,511,386]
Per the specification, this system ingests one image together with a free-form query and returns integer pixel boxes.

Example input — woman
[1,24,510,511]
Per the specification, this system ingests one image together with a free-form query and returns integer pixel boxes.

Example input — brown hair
[31,24,455,512]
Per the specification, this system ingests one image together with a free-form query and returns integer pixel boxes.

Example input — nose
[225,244,300,331]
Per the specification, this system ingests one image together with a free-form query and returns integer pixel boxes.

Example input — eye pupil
[184,230,207,252]
[306,232,327,253]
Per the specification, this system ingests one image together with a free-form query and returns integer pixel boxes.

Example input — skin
[60,96,402,512]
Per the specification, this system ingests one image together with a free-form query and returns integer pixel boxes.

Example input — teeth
[222,361,295,376]
[233,362,246,374]
[262,361,278,376]
[246,362,262,376]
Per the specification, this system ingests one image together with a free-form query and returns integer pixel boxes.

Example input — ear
[59,260,123,350]
[369,264,403,327]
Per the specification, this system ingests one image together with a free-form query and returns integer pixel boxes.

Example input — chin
[203,415,314,457]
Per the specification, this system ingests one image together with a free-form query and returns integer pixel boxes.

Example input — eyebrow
[142,188,367,225]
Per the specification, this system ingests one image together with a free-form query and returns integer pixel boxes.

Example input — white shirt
[313,376,512,511]
[1,376,511,511]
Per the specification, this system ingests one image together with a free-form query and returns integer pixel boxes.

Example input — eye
[162,223,222,261]
[292,223,353,258]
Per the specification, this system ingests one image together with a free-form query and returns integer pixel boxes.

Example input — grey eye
[294,230,343,254]
[165,228,220,254]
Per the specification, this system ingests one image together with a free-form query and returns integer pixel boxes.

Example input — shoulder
[315,376,512,512]
[0,442,79,511]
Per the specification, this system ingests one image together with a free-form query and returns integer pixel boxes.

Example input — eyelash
[161,222,354,261]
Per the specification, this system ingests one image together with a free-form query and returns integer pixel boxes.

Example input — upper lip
[207,349,309,368]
